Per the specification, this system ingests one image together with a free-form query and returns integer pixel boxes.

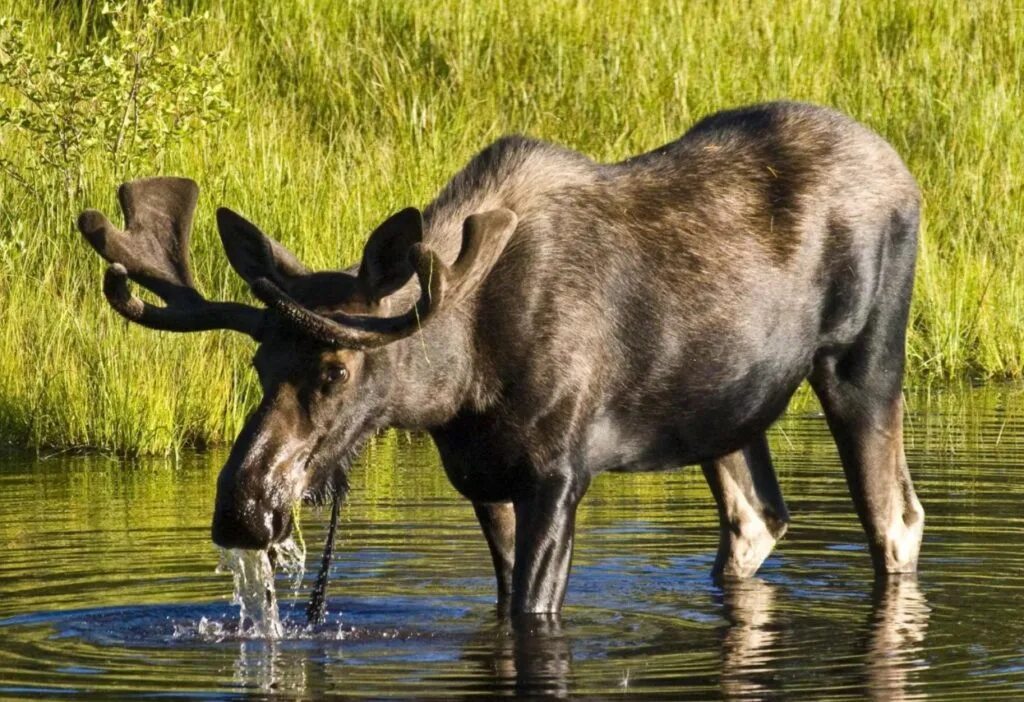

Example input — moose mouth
[211,465,352,550]
[211,428,358,550]
[211,499,296,550]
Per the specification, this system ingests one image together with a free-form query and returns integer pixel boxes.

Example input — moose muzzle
[211,403,305,549]
[211,471,291,549]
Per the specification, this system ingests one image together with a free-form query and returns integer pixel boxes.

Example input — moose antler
[250,243,446,350]
[78,177,264,337]
[247,208,517,350]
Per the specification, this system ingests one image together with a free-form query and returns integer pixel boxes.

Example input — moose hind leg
[810,237,924,574]
[812,373,924,574]
[473,502,516,609]
[702,433,790,579]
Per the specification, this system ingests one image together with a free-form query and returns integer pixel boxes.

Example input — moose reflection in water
[865,577,931,701]
[78,102,924,614]
[713,576,929,701]
[210,576,930,699]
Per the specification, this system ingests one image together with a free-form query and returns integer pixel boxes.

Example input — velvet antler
[78,177,264,337]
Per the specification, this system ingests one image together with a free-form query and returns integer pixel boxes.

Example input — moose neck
[384,306,481,430]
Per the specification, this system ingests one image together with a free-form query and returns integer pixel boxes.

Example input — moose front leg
[511,471,589,615]
[473,501,516,610]
[702,433,790,579]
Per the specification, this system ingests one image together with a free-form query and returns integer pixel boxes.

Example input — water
[215,541,302,639]
[1,385,1023,698]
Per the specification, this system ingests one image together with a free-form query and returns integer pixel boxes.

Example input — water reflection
[866,576,930,701]
[457,615,572,698]
[504,615,572,698]
[220,613,575,698]
[716,578,778,699]
[708,575,931,700]
[234,639,307,695]
[0,384,1022,697]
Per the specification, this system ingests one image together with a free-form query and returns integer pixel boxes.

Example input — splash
[214,536,306,640]
[271,536,308,597]
[217,548,282,639]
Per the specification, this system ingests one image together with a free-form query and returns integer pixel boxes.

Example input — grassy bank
[1,0,1021,453]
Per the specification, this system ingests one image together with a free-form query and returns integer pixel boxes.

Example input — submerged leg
[702,433,790,579]
[474,501,516,609]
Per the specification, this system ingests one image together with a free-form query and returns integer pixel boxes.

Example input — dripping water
[215,536,306,640]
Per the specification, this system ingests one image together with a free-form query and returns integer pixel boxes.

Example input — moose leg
[702,433,790,579]
[511,472,589,615]
[810,246,924,575]
[811,374,923,574]
[473,501,516,609]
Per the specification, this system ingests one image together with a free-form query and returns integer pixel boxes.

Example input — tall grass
[0,0,1021,453]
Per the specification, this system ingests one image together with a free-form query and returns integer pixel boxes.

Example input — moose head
[79,177,516,549]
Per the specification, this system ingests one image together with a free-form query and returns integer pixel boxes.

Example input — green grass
[1,0,1022,453]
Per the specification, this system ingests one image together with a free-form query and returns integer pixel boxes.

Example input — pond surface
[1,386,1023,699]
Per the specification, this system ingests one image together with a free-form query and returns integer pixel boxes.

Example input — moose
[79,102,924,615]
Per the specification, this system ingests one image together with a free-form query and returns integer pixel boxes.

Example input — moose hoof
[875,502,924,575]
[714,516,788,580]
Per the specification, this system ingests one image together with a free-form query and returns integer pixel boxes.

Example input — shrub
[0,0,232,204]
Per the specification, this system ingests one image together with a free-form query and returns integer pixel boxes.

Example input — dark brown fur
[81,102,925,616]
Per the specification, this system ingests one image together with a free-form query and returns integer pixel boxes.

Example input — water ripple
[0,386,1023,697]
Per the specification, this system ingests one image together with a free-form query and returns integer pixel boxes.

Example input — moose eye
[322,365,349,385]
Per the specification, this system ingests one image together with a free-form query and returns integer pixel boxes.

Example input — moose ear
[448,208,518,297]
[216,208,309,287]
[357,207,423,301]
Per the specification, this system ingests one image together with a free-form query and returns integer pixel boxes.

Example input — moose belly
[583,414,769,474]
[432,360,805,500]
[581,416,713,473]
[583,374,805,473]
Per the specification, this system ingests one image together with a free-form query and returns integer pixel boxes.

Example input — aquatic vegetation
[1,0,1021,453]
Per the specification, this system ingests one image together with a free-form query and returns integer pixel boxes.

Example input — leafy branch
[0,1,234,205]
